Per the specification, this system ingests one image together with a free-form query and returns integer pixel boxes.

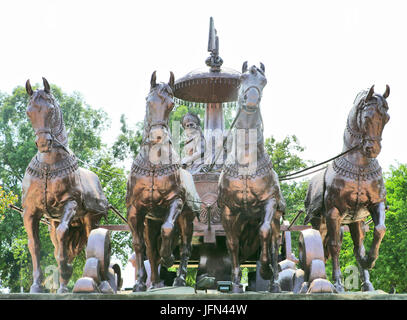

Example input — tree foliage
[0,186,18,223]
[265,135,310,216]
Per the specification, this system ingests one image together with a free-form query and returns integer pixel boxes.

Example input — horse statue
[23,78,109,293]
[218,62,286,293]
[126,71,201,291]
[304,85,390,292]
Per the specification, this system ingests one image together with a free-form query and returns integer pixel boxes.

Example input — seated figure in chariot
[181,112,207,174]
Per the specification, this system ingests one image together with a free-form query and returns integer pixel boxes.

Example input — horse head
[144,71,175,146]
[347,85,390,158]
[25,78,66,153]
[239,61,267,112]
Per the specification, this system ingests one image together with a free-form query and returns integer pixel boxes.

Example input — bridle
[345,98,383,149]
[30,97,66,151]
[141,120,172,147]
[239,85,262,115]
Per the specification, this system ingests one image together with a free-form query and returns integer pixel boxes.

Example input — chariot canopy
[174,17,240,132]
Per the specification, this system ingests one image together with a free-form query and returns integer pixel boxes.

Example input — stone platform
[1,286,406,300]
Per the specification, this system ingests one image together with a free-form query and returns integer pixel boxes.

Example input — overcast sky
[1,0,406,288]
[1,0,406,173]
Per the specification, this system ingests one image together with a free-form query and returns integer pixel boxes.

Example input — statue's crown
[182,112,201,128]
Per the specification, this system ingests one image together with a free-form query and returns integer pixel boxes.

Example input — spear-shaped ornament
[206,17,223,72]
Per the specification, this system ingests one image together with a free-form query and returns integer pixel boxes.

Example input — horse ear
[383,84,390,99]
[150,71,157,88]
[242,61,248,73]
[365,85,375,101]
[26,79,33,96]
[169,71,175,90]
[260,62,265,74]
[42,77,51,94]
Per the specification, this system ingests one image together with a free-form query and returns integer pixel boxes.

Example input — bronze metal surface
[126,71,201,291]
[22,78,109,293]
[218,62,286,293]
[174,68,241,103]
[304,85,390,292]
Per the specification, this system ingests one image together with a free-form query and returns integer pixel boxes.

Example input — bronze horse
[23,78,109,293]
[126,71,200,291]
[218,62,286,293]
[304,85,390,292]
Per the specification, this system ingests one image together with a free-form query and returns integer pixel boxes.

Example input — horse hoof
[149,281,165,290]
[269,282,281,293]
[173,276,186,287]
[160,255,175,268]
[29,284,44,293]
[334,282,345,293]
[259,263,272,280]
[231,283,244,293]
[361,281,374,292]
[57,286,70,294]
[133,282,147,292]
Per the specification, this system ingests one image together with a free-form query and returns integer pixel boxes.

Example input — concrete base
[1,287,406,300]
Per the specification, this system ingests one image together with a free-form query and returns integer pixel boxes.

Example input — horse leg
[83,212,99,238]
[160,198,183,268]
[259,206,272,280]
[348,221,374,291]
[23,208,43,293]
[56,200,77,293]
[144,218,163,289]
[127,205,147,292]
[259,198,282,292]
[222,205,243,293]
[363,202,386,270]
[325,207,344,292]
[173,210,194,286]
[270,209,283,293]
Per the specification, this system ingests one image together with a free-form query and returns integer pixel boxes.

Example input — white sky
[1,0,406,289]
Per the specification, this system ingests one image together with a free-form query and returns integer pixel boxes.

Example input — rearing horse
[23,78,109,293]
[218,62,286,293]
[304,85,390,292]
[126,71,201,291]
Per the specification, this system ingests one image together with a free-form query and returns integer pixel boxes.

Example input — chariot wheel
[298,229,324,281]
[85,228,111,279]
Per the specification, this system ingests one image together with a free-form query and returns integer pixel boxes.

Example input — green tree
[112,115,143,161]
[0,186,18,223]
[265,135,310,215]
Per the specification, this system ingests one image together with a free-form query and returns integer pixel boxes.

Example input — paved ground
[1,286,406,300]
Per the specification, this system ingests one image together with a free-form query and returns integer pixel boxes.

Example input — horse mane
[353,89,389,115]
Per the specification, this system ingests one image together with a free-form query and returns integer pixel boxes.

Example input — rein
[281,99,384,181]
[278,143,362,181]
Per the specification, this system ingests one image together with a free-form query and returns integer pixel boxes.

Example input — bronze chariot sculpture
[17,17,391,295]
